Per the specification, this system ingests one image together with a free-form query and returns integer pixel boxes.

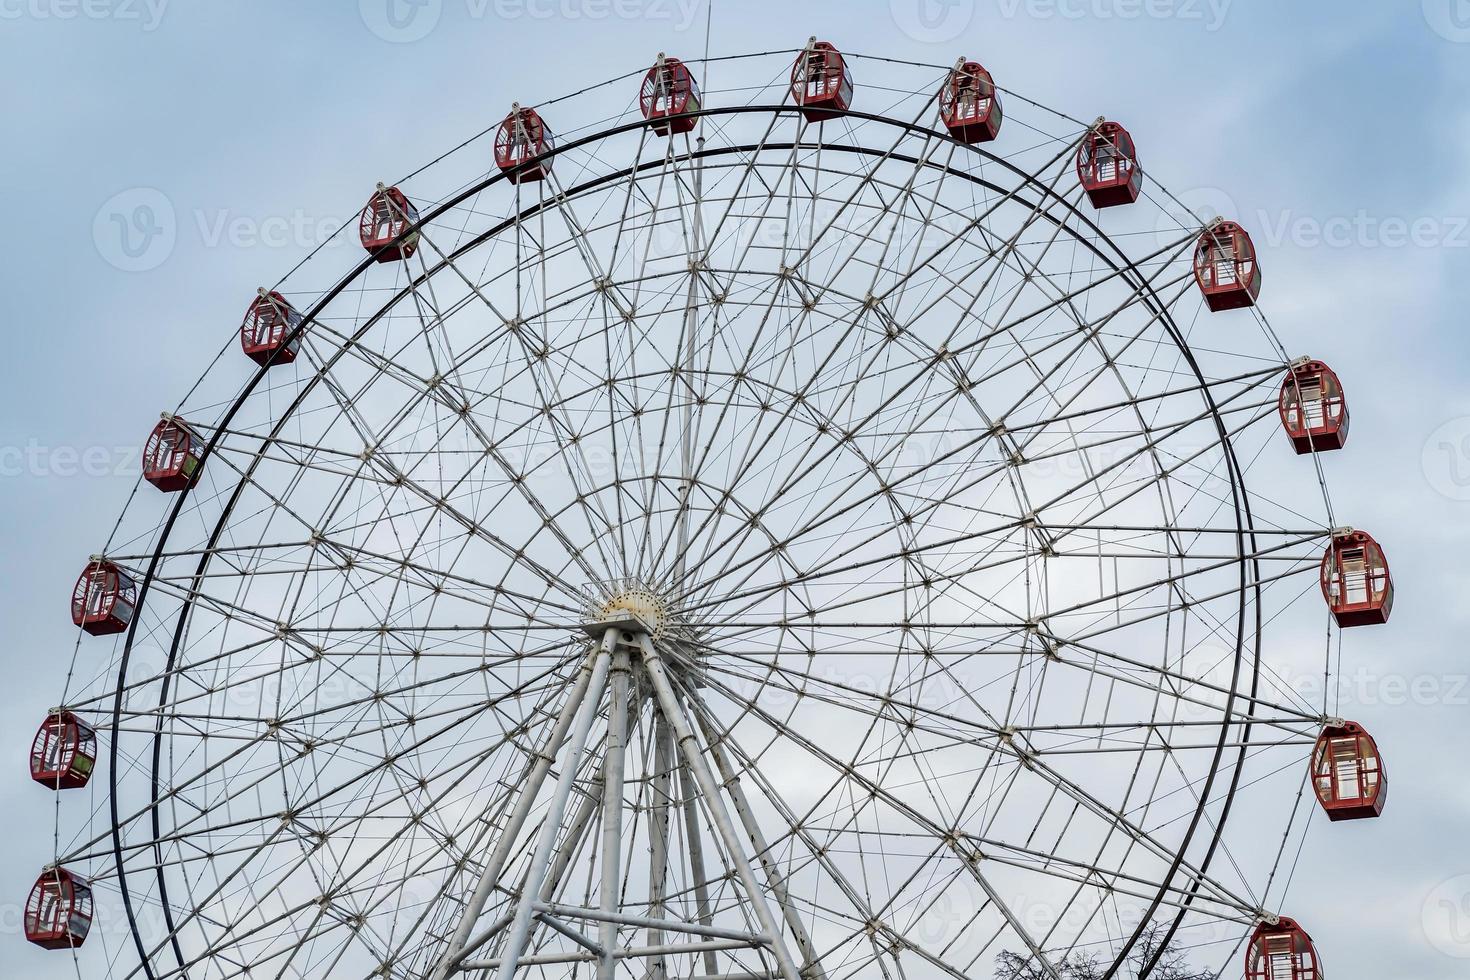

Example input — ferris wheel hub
[581,581,684,644]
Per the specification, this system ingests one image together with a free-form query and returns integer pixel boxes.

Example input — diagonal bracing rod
[636,634,808,980]
[689,707,826,980]
[493,636,616,980]
[431,633,615,979]
[679,759,721,978]
[649,706,675,980]
[455,692,649,968]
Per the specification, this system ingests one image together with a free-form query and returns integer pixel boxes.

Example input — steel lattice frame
[49,51,1349,980]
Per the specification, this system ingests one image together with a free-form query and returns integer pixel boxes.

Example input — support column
[689,702,825,980]
[432,642,610,979]
[454,691,649,966]
[599,648,633,980]
[679,760,721,978]
[636,635,805,980]
[493,637,616,980]
[647,700,675,980]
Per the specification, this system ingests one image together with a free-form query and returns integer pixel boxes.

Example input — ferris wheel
[29,41,1396,980]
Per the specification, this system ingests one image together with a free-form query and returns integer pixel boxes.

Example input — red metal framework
[241,289,303,367]
[1311,721,1386,821]
[1077,120,1142,208]
[143,415,203,492]
[1278,359,1348,454]
[1320,529,1393,627]
[30,711,98,790]
[790,38,853,123]
[1194,220,1262,311]
[24,868,94,950]
[1246,919,1323,980]
[639,55,701,136]
[70,558,136,636]
[938,60,1002,144]
[494,105,555,183]
[358,185,421,262]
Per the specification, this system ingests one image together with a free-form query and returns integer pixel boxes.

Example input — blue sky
[3,1,1469,977]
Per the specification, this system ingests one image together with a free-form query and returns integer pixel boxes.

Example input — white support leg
[689,700,825,980]
[636,635,806,980]
[493,637,616,980]
[679,760,721,978]
[432,642,610,979]
[647,702,675,980]
[456,689,646,966]
[599,648,633,980]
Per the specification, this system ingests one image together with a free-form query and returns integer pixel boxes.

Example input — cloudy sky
[3,1,1469,978]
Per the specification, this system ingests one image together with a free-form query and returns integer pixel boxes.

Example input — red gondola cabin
[1194,220,1262,312]
[1320,529,1393,627]
[790,39,853,123]
[358,185,421,262]
[1077,121,1142,209]
[71,558,136,637]
[939,61,1003,144]
[30,711,98,790]
[142,414,203,492]
[1312,721,1386,821]
[1246,918,1323,980]
[640,55,702,136]
[494,105,555,183]
[1279,359,1348,454]
[24,868,94,950]
[241,289,303,367]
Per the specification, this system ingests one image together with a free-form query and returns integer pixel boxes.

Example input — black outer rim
[104,102,1265,980]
